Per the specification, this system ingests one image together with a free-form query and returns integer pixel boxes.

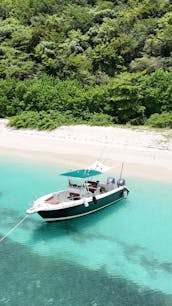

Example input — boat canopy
[61,169,101,178]
[88,161,111,173]
[61,161,111,178]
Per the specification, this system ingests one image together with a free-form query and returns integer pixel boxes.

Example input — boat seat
[45,196,60,204]
[87,181,98,193]
[87,181,97,187]
[69,192,80,200]
[45,196,54,202]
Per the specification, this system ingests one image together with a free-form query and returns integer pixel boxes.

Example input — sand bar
[0,119,172,182]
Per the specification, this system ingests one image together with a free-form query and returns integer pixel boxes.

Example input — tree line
[0,0,172,128]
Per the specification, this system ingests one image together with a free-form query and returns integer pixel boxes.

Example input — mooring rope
[0,215,28,243]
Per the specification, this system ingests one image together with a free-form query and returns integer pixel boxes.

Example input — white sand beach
[0,119,172,182]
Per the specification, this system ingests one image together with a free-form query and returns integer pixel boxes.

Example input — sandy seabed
[0,119,172,182]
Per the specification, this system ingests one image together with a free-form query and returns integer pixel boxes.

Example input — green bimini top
[61,169,101,178]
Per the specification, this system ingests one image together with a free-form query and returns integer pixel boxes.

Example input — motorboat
[26,161,129,222]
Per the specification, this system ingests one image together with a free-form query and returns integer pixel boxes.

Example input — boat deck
[44,189,82,205]
[45,196,60,205]
[44,180,117,205]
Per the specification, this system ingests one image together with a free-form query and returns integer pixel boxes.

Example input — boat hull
[37,188,128,222]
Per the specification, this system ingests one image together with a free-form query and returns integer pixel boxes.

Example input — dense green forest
[0,0,172,129]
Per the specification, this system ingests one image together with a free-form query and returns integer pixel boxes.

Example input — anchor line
[0,215,28,243]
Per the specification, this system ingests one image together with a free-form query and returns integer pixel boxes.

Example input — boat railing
[68,185,85,193]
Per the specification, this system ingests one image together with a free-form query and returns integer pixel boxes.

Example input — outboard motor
[117,178,126,187]
[107,177,115,184]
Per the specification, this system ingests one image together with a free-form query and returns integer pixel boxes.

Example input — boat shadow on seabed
[30,198,129,243]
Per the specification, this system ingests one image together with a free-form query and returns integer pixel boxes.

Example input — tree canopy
[0,0,172,128]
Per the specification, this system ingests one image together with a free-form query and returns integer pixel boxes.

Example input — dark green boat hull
[38,188,128,221]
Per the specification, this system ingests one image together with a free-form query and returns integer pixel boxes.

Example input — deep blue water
[0,154,172,306]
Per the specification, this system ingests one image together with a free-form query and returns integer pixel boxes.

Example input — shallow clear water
[0,154,172,306]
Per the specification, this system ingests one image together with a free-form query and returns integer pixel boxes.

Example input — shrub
[8,110,114,130]
[146,112,172,128]
[8,110,83,130]
[87,113,113,126]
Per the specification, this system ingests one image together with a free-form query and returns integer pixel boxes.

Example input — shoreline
[0,119,172,182]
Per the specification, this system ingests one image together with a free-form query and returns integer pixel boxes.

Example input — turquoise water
[0,154,172,306]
